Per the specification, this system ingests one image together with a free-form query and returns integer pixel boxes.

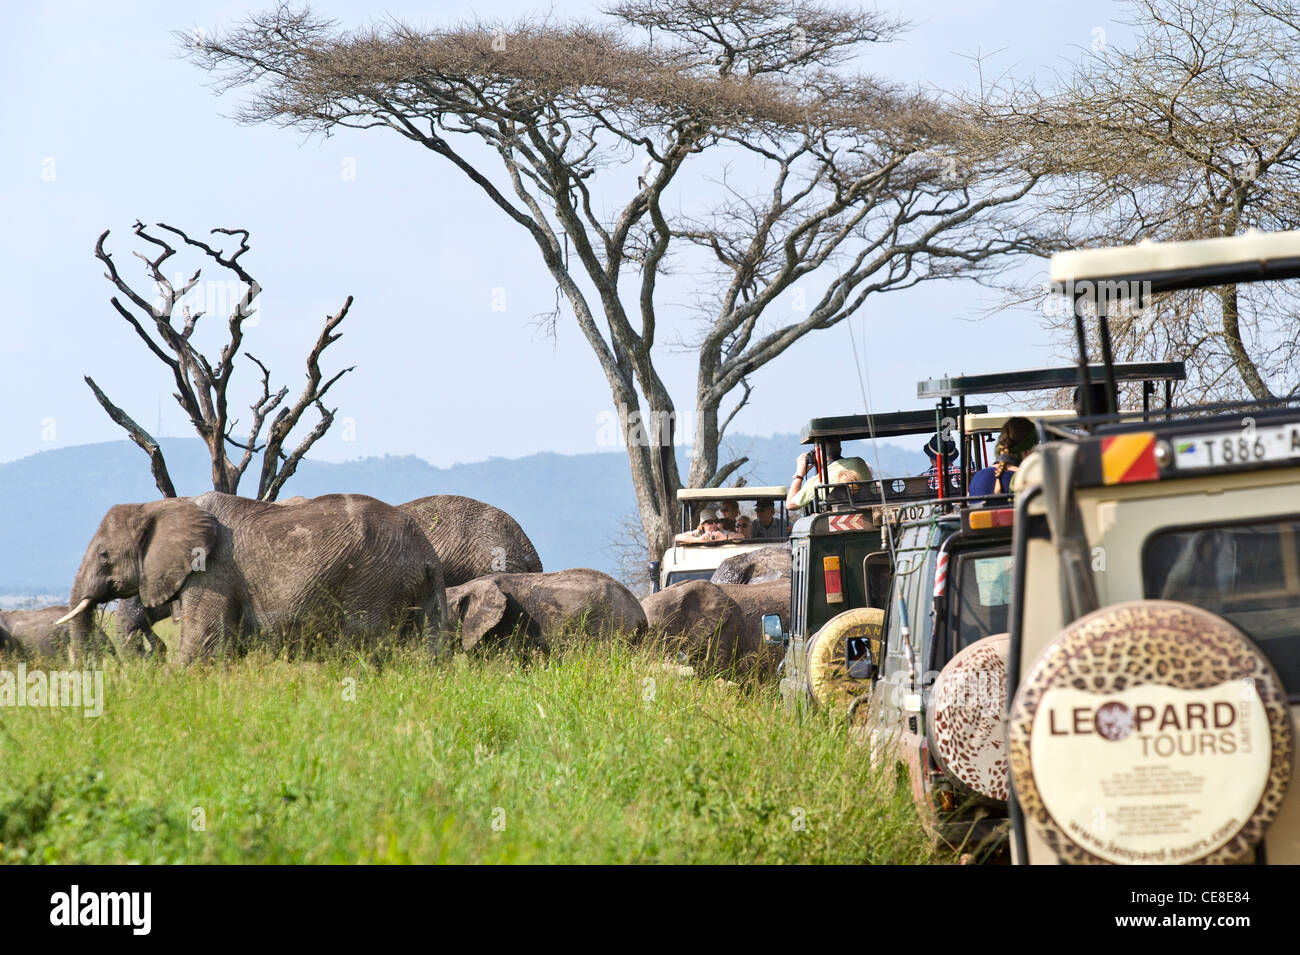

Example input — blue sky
[2,0,1128,469]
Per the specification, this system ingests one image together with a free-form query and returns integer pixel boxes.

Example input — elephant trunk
[63,599,98,665]
[64,554,115,664]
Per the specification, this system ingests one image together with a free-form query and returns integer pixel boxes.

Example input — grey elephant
[398,495,542,587]
[1,602,163,660]
[445,568,644,651]
[716,580,789,679]
[0,606,79,658]
[640,581,748,673]
[112,595,171,657]
[710,546,791,586]
[59,491,446,665]
[641,579,788,678]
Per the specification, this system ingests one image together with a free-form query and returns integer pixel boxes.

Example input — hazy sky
[3,0,1129,471]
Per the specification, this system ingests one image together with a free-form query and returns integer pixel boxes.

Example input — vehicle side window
[951,550,1013,652]
[864,553,891,609]
[792,539,811,640]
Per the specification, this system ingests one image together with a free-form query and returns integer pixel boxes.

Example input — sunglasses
[703,518,719,525]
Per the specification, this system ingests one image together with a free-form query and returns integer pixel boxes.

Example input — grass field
[0,625,941,864]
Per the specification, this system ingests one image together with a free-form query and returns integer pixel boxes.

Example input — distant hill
[0,434,928,599]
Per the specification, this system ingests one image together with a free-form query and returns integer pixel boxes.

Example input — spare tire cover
[807,608,884,713]
[929,633,1010,802]
[1009,600,1292,865]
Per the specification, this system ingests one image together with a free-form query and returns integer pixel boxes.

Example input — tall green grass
[0,635,939,864]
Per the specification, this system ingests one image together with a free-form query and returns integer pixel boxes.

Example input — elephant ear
[459,582,511,651]
[139,499,219,609]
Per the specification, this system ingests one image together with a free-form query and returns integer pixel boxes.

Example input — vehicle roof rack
[677,486,788,502]
[1050,229,1300,294]
[963,409,1080,433]
[800,407,988,444]
[1051,231,1300,416]
[917,362,1185,399]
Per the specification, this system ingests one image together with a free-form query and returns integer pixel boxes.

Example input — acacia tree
[978,0,1300,402]
[91,220,354,501]
[187,1,1042,558]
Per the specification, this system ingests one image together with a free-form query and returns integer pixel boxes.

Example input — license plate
[1173,424,1300,469]
[873,502,930,524]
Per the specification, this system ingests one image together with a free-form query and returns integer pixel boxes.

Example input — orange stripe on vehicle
[1102,433,1158,484]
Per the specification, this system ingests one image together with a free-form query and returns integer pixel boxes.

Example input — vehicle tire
[806,607,884,714]
[1008,599,1293,865]
[928,633,1010,802]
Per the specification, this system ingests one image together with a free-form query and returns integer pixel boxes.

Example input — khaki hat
[698,507,718,522]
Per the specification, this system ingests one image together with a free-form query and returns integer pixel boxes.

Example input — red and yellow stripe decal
[1101,432,1159,484]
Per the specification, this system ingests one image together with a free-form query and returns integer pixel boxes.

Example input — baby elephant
[445,568,645,651]
[60,492,447,665]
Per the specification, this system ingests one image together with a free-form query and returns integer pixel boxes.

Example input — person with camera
[786,441,872,512]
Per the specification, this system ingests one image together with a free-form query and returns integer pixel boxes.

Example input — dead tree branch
[90,222,354,500]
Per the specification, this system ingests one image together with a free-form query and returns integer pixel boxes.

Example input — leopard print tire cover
[928,633,1010,802]
[1009,599,1292,865]
[807,607,885,714]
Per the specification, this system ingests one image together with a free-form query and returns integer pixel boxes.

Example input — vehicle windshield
[679,498,788,542]
[1143,518,1300,694]
[665,570,717,586]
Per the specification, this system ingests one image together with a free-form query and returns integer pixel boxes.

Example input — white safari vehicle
[1005,230,1300,865]
[656,487,789,590]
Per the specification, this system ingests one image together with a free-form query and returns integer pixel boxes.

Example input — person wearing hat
[921,433,961,492]
[750,499,780,539]
[786,440,873,511]
[675,507,732,543]
[969,417,1039,499]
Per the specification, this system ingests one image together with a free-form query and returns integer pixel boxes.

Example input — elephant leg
[423,559,449,655]
[171,594,239,667]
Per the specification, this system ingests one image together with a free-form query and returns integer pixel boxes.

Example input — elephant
[1,602,163,660]
[710,546,791,586]
[716,580,789,679]
[445,568,645,651]
[640,581,748,673]
[59,491,447,665]
[398,495,542,587]
[0,606,78,658]
[113,595,171,657]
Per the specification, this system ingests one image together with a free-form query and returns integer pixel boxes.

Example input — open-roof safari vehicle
[655,486,789,591]
[1006,230,1300,865]
[860,363,1184,852]
[766,407,984,713]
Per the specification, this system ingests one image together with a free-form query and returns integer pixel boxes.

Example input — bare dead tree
[972,0,1300,403]
[91,220,354,501]
[185,2,1043,558]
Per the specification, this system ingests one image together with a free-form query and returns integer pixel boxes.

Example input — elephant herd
[0,492,791,678]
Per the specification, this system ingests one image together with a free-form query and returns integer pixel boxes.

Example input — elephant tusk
[55,598,93,625]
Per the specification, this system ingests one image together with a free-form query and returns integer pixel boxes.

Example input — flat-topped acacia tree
[186,1,1042,560]
[972,0,1300,403]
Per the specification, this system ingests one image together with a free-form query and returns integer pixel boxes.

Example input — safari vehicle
[863,364,1185,849]
[654,486,788,591]
[766,408,986,710]
[1005,230,1300,866]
